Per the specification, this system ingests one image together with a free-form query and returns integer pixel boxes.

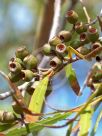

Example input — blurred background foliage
[0,0,102,136]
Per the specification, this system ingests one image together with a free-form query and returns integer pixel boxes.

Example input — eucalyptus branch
[38,0,61,68]
[0,91,11,100]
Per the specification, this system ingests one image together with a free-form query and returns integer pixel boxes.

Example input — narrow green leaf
[29,76,49,113]
[91,110,102,136]
[65,64,80,95]
[78,105,93,136]
[66,123,73,136]
[0,123,15,132]
[6,112,71,136]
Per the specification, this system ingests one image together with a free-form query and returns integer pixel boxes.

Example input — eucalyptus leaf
[0,123,16,132]
[65,64,80,95]
[25,76,49,122]
[6,112,71,136]
[78,105,93,136]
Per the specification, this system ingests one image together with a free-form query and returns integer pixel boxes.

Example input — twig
[80,0,91,24]
[0,91,11,100]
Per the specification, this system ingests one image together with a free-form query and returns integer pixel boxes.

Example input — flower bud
[58,30,72,42]
[43,43,52,55]
[9,62,22,74]
[15,46,29,60]
[80,33,90,44]
[66,10,78,24]
[56,44,67,54]
[75,22,87,34]
[8,72,22,82]
[50,57,62,68]
[23,54,38,69]
[87,27,99,42]
[21,70,34,81]
[49,36,62,46]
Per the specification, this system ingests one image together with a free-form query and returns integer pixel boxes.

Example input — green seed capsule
[12,101,23,114]
[8,72,22,82]
[0,111,16,123]
[43,43,52,55]
[9,62,22,74]
[56,44,67,54]
[50,57,62,68]
[49,36,62,46]
[21,70,34,81]
[87,27,99,42]
[66,10,78,24]
[23,54,38,70]
[58,30,72,42]
[75,22,87,34]
[15,46,29,60]
[80,32,90,44]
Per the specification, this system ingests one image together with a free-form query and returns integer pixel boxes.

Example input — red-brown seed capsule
[80,32,90,44]
[50,57,62,68]
[10,57,24,67]
[56,44,67,54]
[87,27,99,42]
[66,10,78,24]
[92,42,102,49]
[75,22,87,34]
[9,62,22,74]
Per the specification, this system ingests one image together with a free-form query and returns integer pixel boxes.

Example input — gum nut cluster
[8,46,38,83]
[42,10,102,66]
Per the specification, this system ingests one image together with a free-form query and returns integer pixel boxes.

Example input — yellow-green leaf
[78,105,93,136]
[91,110,102,136]
[25,76,49,122]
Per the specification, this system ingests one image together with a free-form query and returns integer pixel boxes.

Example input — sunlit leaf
[25,76,49,122]
[78,105,93,136]
[65,64,80,95]
[90,110,102,136]
[6,112,71,136]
